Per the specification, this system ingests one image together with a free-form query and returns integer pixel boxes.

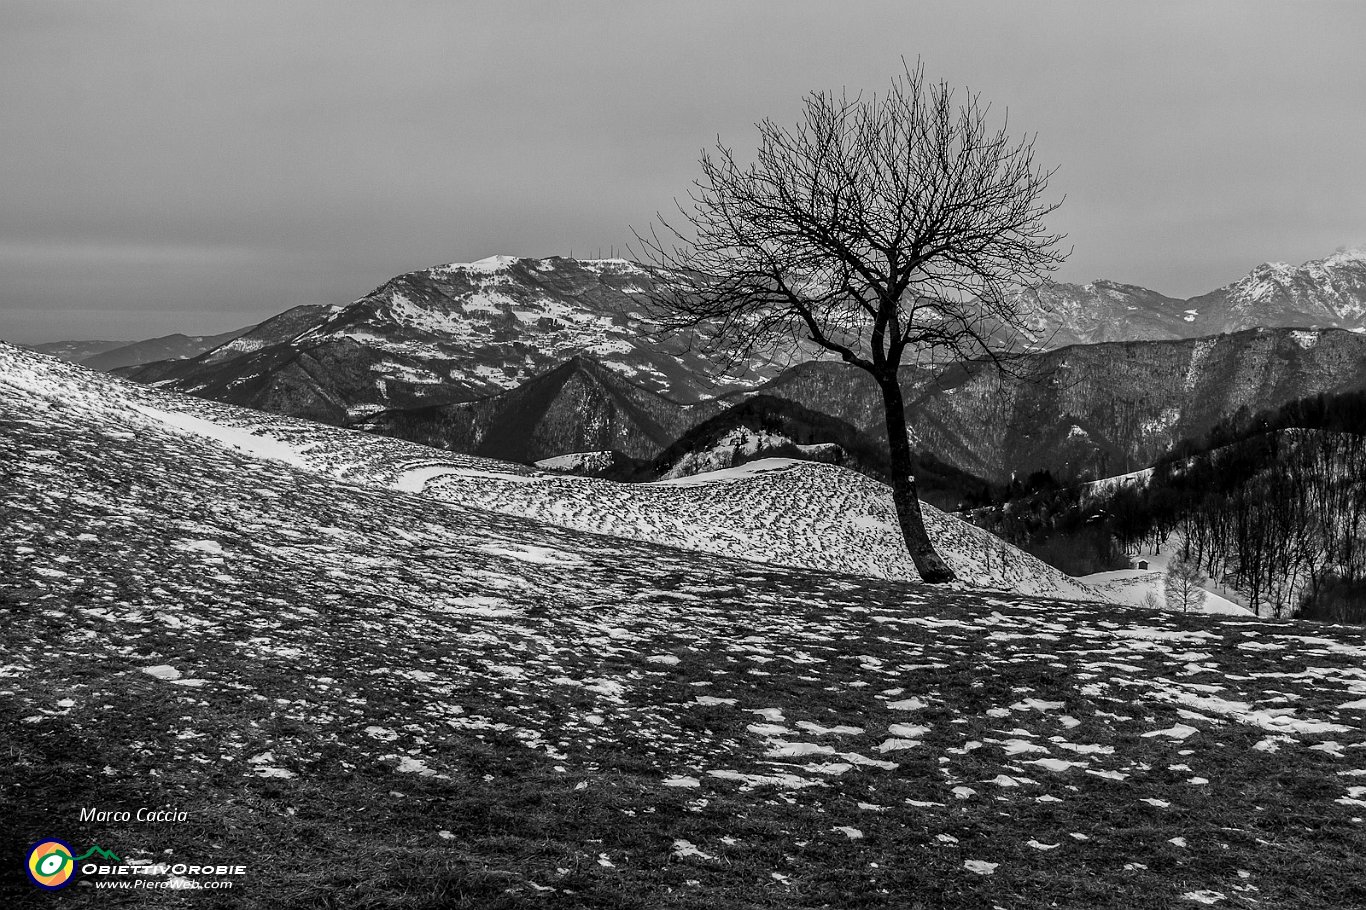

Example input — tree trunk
[878,376,957,584]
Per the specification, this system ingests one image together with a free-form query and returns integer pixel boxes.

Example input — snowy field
[1081,539,1252,617]
[3,343,1366,908]
[1082,567,1250,616]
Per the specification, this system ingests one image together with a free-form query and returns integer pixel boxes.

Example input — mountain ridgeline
[1017,247,1366,347]
[26,327,253,372]
[104,251,1366,491]
[124,256,804,424]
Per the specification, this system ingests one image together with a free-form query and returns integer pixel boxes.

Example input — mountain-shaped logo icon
[75,845,122,863]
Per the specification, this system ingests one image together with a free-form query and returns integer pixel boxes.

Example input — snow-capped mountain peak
[1022,247,1366,346]
[1203,246,1366,328]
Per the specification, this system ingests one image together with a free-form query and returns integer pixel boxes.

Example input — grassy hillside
[3,344,1366,908]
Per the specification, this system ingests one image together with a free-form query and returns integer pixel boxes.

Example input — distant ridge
[1020,247,1366,348]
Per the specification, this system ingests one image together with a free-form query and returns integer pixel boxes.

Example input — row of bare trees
[1112,429,1366,619]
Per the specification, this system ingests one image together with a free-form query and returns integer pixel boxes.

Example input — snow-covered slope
[534,450,622,475]
[1081,567,1250,617]
[0,343,1093,600]
[410,458,1096,598]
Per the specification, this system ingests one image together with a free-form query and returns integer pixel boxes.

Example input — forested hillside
[978,390,1366,620]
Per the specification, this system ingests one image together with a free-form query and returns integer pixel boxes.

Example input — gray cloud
[2,0,1364,342]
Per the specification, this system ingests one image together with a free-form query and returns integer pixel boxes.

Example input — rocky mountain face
[1016,280,1192,347]
[1023,248,1366,347]
[125,256,799,425]
[1187,248,1366,334]
[923,327,1366,480]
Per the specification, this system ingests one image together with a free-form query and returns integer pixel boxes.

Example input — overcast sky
[3,1,1364,342]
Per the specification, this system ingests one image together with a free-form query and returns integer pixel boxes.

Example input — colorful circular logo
[26,839,76,890]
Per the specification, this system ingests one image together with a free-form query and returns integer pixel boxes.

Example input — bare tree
[636,62,1066,582]
[1164,554,1209,614]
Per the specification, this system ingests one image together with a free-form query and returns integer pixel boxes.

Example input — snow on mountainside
[5,346,1366,908]
[124,256,809,426]
[1018,248,1366,349]
[0,343,1092,600]
[113,247,1366,440]
[535,450,621,474]
[1189,247,1366,333]
[196,303,343,364]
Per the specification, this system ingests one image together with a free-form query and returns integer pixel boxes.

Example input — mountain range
[15,247,1364,486]
[102,247,1366,422]
[361,325,1366,485]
